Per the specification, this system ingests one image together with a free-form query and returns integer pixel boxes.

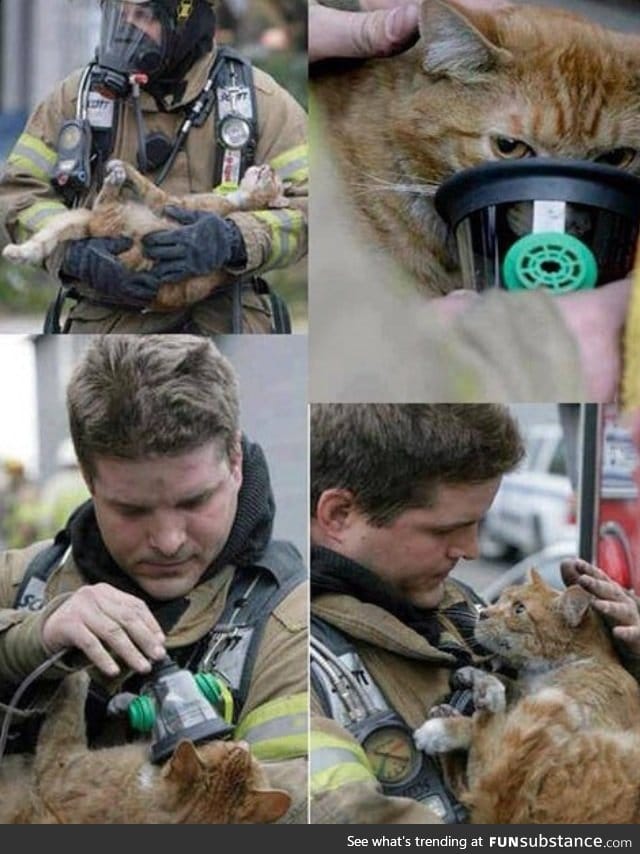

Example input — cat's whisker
[350,182,438,199]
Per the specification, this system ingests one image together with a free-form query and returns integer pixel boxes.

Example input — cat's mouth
[474,624,512,655]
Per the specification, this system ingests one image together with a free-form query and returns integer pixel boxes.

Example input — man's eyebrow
[430,517,480,531]
[106,484,219,511]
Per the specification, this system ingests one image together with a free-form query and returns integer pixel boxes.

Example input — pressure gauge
[219,115,252,150]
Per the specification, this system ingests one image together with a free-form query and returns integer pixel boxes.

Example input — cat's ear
[243,787,292,824]
[527,568,546,588]
[419,0,512,81]
[164,740,204,785]
[559,586,592,628]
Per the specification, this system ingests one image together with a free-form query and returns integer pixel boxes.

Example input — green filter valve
[127,695,156,732]
[502,232,598,294]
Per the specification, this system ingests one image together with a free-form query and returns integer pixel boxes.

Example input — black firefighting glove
[62,237,161,307]
[141,208,248,285]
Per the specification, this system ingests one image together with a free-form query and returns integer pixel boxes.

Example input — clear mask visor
[98,1,169,77]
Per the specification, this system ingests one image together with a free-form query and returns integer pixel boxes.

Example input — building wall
[0,0,99,159]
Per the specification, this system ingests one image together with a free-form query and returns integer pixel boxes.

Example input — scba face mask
[98,0,174,79]
[435,159,640,294]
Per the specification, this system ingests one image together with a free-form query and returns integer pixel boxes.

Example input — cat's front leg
[2,209,93,266]
[100,160,170,213]
[453,666,506,715]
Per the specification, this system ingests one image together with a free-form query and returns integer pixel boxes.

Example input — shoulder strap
[14,529,71,611]
[201,539,305,718]
[211,46,258,188]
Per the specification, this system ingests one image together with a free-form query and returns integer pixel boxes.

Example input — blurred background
[453,403,640,604]
[0,0,308,332]
[0,335,308,558]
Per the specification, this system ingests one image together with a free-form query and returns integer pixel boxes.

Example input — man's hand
[309,0,511,64]
[555,278,631,402]
[41,583,167,677]
[560,558,640,655]
[62,237,161,307]
[430,278,631,402]
[309,0,420,63]
[142,208,248,285]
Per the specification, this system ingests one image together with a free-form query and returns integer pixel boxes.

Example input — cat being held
[0,670,291,824]
[414,570,640,823]
[313,0,640,294]
[2,159,288,312]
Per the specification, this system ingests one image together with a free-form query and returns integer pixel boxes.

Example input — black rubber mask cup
[435,159,640,294]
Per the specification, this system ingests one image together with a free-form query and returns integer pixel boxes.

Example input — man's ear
[79,464,95,495]
[229,431,243,483]
[314,489,359,544]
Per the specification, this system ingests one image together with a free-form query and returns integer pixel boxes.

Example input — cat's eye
[491,137,535,160]
[512,601,526,615]
[595,147,637,169]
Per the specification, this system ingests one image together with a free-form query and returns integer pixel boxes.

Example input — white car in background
[481,422,577,559]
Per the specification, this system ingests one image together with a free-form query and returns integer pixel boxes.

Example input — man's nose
[148,512,187,556]
[446,525,480,561]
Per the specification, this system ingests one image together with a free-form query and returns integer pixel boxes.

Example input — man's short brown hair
[310,404,525,524]
[67,336,239,479]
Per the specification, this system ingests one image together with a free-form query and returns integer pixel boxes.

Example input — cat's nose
[477,608,489,620]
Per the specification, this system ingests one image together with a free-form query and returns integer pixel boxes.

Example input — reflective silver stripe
[311,745,367,776]
[8,139,56,180]
[242,711,307,745]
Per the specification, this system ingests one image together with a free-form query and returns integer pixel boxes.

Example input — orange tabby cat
[312,0,640,294]
[0,671,291,824]
[1,159,288,312]
[414,570,640,823]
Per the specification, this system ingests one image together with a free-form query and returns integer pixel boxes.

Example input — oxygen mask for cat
[108,655,234,763]
[435,159,640,294]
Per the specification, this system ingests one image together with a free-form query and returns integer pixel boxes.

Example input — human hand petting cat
[41,583,167,677]
[309,0,510,63]
[560,557,640,656]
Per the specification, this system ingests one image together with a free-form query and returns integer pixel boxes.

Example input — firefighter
[0,336,308,821]
[0,0,307,334]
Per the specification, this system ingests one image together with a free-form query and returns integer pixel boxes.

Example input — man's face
[87,440,242,600]
[120,2,163,44]
[339,479,502,609]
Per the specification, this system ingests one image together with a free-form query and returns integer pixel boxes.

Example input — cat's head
[474,568,613,670]
[393,0,640,182]
[162,739,292,824]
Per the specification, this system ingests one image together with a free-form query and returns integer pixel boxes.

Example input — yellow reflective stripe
[310,731,376,795]
[252,208,306,268]
[17,200,68,234]
[235,692,307,761]
[7,133,57,182]
[270,144,308,184]
[215,181,239,195]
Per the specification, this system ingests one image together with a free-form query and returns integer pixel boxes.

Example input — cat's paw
[2,241,44,265]
[453,666,505,714]
[474,675,505,714]
[428,703,463,720]
[451,666,488,690]
[105,159,127,187]
[414,719,458,754]
[237,165,287,209]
